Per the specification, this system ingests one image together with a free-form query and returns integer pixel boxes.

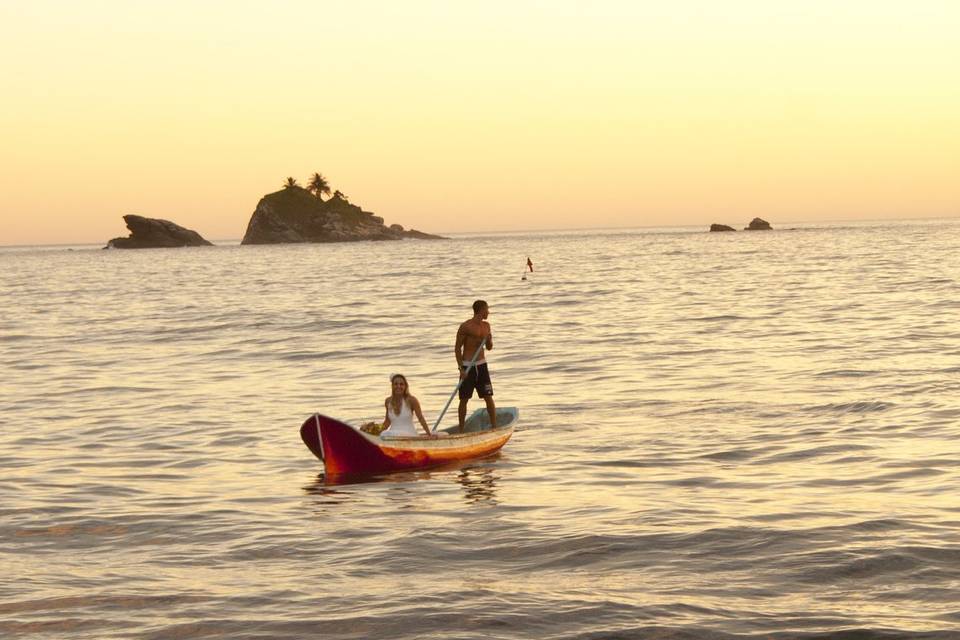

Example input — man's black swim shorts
[459,362,493,399]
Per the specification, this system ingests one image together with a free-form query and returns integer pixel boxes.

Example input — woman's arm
[382,399,392,430]
[411,397,432,436]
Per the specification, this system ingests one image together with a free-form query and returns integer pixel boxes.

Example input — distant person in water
[381,373,433,437]
[456,299,497,432]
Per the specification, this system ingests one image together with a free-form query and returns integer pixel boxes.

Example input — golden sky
[1,1,958,244]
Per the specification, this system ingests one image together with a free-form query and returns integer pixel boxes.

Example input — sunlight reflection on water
[2,221,960,638]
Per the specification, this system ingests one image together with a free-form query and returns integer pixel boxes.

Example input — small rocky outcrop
[241,187,444,244]
[710,224,736,232]
[744,217,772,231]
[402,228,439,240]
[105,215,213,249]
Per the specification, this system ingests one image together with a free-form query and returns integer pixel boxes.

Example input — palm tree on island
[307,172,331,200]
[283,177,300,188]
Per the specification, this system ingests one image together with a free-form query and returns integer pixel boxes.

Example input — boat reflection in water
[302,458,502,507]
[456,465,499,505]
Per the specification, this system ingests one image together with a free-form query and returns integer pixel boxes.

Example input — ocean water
[2,221,959,639]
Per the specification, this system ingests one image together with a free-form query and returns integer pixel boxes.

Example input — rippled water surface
[3,221,960,639]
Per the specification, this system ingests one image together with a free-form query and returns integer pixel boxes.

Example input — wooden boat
[300,407,518,477]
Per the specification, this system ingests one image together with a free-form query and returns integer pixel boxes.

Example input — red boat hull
[300,411,516,476]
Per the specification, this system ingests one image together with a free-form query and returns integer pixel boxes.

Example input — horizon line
[2,214,959,249]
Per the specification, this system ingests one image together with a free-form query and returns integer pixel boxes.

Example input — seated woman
[381,373,433,438]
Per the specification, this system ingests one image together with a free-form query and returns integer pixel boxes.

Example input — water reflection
[456,465,499,505]
[302,475,354,501]
[301,470,439,513]
[302,458,502,507]
[307,469,435,489]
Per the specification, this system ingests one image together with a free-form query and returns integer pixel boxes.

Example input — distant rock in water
[105,215,213,249]
[402,228,441,240]
[744,217,773,231]
[710,223,736,232]
[241,187,445,244]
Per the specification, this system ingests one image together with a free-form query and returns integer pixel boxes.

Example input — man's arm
[485,322,493,350]
[455,324,465,367]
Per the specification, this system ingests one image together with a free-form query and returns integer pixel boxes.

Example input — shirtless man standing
[455,299,497,432]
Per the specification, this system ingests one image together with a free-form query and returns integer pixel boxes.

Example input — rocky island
[241,175,444,244]
[105,214,213,249]
[709,218,774,232]
[744,217,772,231]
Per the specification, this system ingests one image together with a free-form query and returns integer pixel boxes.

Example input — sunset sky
[1,1,958,245]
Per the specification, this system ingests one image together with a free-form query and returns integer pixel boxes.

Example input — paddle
[431,339,486,433]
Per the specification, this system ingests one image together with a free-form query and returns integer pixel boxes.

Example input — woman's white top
[382,398,417,437]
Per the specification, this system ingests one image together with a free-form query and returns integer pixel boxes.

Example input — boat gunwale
[378,424,514,443]
[358,407,519,448]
